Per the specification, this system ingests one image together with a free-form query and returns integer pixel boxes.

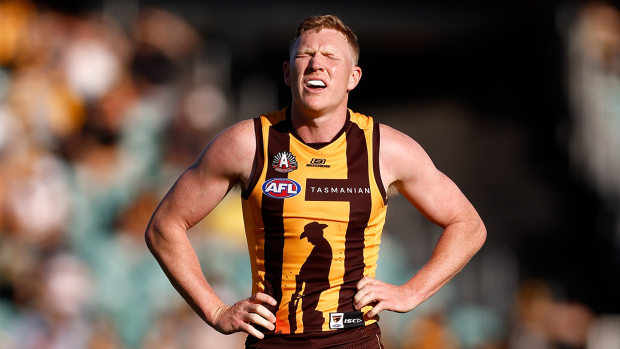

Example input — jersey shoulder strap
[241,108,287,199]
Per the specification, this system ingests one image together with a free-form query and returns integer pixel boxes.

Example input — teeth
[307,80,326,87]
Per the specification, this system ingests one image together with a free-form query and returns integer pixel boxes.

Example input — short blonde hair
[290,15,360,66]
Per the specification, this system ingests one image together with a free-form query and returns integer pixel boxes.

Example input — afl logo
[262,178,302,199]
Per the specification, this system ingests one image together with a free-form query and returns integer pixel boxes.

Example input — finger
[366,302,385,318]
[355,291,379,310]
[353,285,372,304]
[357,276,376,290]
[251,292,277,306]
[245,313,276,331]
[358,300,379,313]
[251,304,276,323]
[239,322,264,339]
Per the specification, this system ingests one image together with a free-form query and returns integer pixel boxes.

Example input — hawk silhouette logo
[329,312,344,329]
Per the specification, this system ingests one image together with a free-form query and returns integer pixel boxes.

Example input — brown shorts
[330,331,383,349]
[245,324,384,349]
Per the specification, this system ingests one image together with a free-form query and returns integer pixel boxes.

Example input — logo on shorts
[330,313,343,329]
[262,178,302,199]
[306,158,331,168]
[272,151,298,173]
[329,312,365,330]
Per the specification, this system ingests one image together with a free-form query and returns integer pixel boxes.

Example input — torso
[241,107,388,344]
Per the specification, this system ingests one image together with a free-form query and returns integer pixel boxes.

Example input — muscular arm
[145,120,276,338]
[354,124,486,317]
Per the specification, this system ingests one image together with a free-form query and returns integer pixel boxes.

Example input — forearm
[145,223,225,325]
[404,217,486,307]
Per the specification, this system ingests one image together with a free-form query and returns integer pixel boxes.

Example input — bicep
[149,120,255,233]
[396,166,473,229]
[152,164,237,233]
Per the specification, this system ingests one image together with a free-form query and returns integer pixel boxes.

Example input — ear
[347,66,362,91]
[283,61,292,87]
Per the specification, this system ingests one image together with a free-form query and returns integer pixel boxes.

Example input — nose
[308,54,325,72]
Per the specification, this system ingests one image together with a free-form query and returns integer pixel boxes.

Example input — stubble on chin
[294,91,325,113]
[299,98,323,113]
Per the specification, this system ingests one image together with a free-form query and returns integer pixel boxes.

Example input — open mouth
[305,79,327,91]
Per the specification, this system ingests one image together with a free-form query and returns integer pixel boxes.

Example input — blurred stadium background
[2,0,620,348]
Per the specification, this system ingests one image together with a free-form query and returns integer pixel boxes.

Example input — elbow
[144,219,186,256]
[474,217,487,251]
[144,222,162,254]
[144,226,156,253]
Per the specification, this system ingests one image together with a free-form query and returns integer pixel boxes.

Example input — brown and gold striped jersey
[241,107,388,340]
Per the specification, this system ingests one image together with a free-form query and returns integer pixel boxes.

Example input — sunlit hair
[290,15,360,66]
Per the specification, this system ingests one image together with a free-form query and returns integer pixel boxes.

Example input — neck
[289,102,349,143]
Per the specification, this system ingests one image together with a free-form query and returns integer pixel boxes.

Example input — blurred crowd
[0,0,249,347]
[0,0,620,348]
[568,1,620,247]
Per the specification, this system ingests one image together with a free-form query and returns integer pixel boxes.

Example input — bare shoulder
[209,118,256,151]
[379,123,423,154]
[194,118,257,185]
[378,123,436,188]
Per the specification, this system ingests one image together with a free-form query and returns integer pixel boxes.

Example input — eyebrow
[297,47,338,56]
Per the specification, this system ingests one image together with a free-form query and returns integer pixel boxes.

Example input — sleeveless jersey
[241,107,388,338]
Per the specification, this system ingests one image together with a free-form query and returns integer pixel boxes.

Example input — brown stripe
[372,121,388,204]
[242,117,264,200]
[338,122,372,313]
[260,118,291,334]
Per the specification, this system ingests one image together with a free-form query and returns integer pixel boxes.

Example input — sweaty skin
[145,28,486,340]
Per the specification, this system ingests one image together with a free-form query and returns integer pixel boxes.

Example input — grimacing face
[284,29,362,116]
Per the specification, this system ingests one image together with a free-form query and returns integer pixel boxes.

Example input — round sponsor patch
[262,178,302,199]
[272,151,298,173]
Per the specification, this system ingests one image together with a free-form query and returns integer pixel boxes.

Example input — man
[145,15,486,349]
